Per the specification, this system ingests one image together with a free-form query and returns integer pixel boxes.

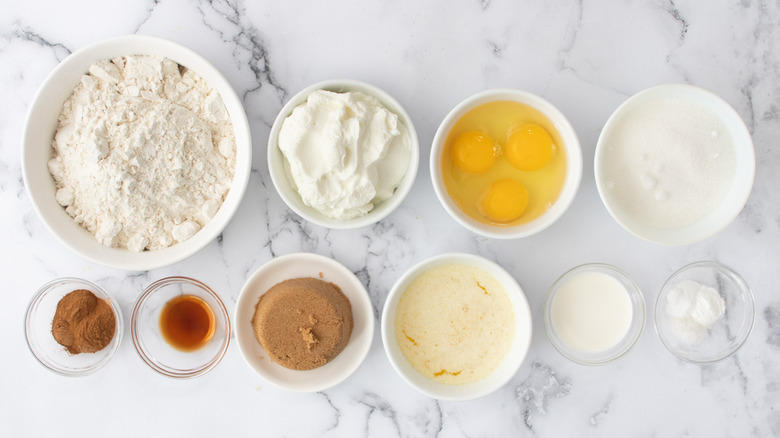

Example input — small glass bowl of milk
[544,264,646,365]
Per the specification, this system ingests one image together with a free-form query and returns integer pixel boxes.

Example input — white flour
[48,55,235,251]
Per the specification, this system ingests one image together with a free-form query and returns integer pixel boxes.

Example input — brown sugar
[252,277,353,370]
[52,289,116,354]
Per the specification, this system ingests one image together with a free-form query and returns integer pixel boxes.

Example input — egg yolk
[478,179,529,223]
[506,124,553,171]
[451,131,497,174]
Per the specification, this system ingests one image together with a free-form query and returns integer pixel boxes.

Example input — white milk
[551,271,633,353]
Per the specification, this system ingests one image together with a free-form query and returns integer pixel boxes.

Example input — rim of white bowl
[267,78,419,229]
[21,34,252,270]
[653,261,755,363]
[430,88,582,239]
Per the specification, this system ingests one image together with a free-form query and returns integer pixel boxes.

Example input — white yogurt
[550,271,633,353]
[278,90,412,220]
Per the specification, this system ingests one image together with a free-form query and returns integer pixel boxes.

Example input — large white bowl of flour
[595,84,755,245]
[22,35,251,270]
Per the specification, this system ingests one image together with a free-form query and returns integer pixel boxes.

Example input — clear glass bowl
[25,277,123,376]
[654,261,755,363]
[544,264,646,365]
[131,276,230,378]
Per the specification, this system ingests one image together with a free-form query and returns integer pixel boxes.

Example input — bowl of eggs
[430,89,582,239]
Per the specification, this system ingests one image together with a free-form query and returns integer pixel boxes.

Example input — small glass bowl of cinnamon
[25,277,123,377]
[131,276,230,379]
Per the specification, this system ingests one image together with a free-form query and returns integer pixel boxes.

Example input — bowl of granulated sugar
[22,35,251,270]
[595,84,755,245]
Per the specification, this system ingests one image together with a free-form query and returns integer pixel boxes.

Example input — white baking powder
[665,280,726,344]
[48,56,235,251]
[601,97,736,229]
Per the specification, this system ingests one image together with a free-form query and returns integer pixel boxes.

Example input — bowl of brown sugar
[235,253,374,392]
[25,277,123,377]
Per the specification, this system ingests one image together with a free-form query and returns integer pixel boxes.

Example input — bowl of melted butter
[381,253,532,401]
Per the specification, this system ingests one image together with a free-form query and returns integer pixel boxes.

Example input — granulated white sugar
[601,97,736,229]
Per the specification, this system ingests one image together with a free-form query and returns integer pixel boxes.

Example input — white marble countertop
[2,1,779,436]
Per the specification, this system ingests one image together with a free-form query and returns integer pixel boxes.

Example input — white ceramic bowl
[544,263,646,366]
[267,79,419,229]
[234,253,374,392]
[654,261,755,363]
[22,35,252,270]
[430,89,582,239]
[595,84,755,245]
[381,253,533,401]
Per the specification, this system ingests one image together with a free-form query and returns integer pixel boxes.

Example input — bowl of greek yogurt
[267,79,419,229]
[654,261,755,363]
[595,84,755,245]
[22,35,252,271]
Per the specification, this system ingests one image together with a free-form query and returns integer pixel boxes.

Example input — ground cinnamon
[52,289,116,354]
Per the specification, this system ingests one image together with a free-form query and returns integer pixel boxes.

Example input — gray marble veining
[1,0,779,436]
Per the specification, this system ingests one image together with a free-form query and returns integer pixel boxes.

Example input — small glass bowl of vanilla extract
[131,277,230,378]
